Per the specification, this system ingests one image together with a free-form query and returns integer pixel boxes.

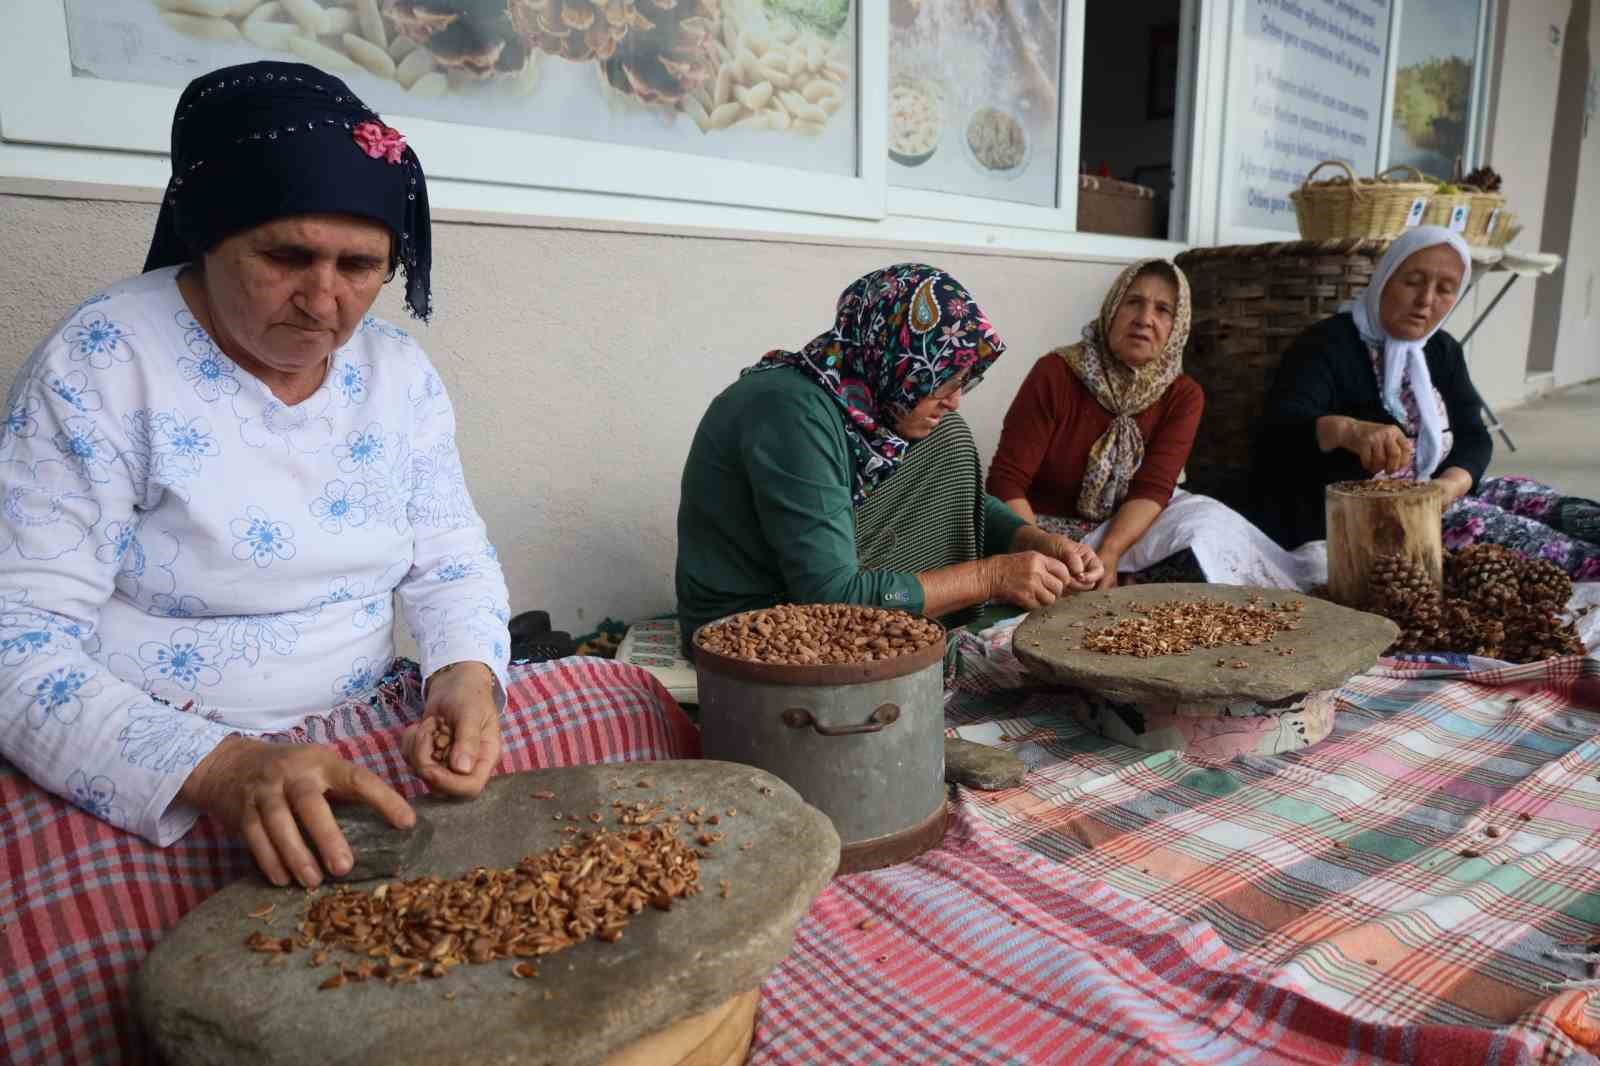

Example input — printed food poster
[887,0,1062,206]
[63,0,858,176]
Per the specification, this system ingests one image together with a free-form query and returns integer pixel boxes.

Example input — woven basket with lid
[1173,239,1390,511]
[1290,160,1432,241]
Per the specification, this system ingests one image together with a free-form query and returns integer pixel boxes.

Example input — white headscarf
[1339,226,1472,479]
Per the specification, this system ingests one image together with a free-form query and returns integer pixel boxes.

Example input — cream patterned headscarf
[1055,258,1192,521]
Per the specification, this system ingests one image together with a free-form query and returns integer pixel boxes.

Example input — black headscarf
[143,61,433,320]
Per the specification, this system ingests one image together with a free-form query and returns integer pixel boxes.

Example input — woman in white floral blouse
[0,62,512,889]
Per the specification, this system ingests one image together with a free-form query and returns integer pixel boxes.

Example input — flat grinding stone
[1014,584,1399,706]
[137,761,839,1066]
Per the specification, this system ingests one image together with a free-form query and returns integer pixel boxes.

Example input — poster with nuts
[62,0,858,177]
[887,0,1061,206]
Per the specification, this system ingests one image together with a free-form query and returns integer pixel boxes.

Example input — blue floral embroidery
[236,394,334,454]
[408,437,475,529]
[123,410,220,501]
[0,625,54,668]
[152,592,209,618]
[47,371,104,414]
[434,554,480,582]
[66,770,127,827]
[352,597,389,631]
[198,610,315,667]
[19,666,101,728]
[311,576,366,611]
[158,414,219,463]
[3,396,41,444]
[61,310,134,369]
[230,506,296,567]
[117,706,228,774]
[310,479,372,533]
[409,368,448,420]
[0,458,103,561]
[175,313,241,402]
[95,520,146,578]
[333,360,371,406]
[335,422,386,472]
[360,315,412,343]
[51,416,116,483]
[335,655,384,699]
[139,627,224,691]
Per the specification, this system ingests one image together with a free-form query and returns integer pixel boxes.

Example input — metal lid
[691,610,947,687]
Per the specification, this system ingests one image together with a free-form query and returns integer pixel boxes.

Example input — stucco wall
[1551,0,1600,388]
[0,193,1123,635]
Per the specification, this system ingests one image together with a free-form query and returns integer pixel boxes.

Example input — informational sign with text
[1225,0,1394,231]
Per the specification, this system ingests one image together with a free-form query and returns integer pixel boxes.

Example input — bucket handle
[781,703,901,736]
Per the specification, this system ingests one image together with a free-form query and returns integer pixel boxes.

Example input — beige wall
[1472,0,1573,409]
[0,192,1122,635]
[1551,0,1600,388]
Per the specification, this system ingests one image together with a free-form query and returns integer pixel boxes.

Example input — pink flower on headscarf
[352,121,406,164]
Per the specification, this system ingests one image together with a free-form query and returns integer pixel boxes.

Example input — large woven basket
[1463,190,1507,245]
[1173,239,1390,511]
[1290,160,1431,241]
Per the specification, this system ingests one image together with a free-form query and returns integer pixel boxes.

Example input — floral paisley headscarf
[744,263,1005,503]
[1056,258,1192,521]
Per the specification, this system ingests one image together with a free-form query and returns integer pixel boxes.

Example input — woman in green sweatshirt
[675,263,1104,649]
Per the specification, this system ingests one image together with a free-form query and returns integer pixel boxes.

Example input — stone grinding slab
[136,761,840,1066]
[1014,584,1399,706]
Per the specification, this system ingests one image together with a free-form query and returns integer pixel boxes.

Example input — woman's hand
[1010,525,1104,590]
[402,661,502,799]
[1338,419,1415,475]
[179,736,415,889]
[983,551,1075,609]
[1094,550,1121,591]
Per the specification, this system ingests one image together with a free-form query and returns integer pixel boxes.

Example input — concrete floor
[1485,381,1600,499]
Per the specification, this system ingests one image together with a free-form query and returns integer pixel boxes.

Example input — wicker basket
[1463,190,1507,245]
[1290,160,1432,241]
[1487,209,1521,248]
[1077,174,1159,238]
[1173,239,1390,511]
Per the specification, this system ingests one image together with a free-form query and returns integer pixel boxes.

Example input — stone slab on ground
[137,761,839,1066]
[944,738,1027,790]
[1014,583,1398,706]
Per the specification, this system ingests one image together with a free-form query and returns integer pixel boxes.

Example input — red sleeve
[1126,375,1205,506]
[985,355,1068,503]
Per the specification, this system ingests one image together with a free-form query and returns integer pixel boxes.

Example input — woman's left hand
[1094,552,1121,591]
[1043,535,1105,590]
[402,661,502,798]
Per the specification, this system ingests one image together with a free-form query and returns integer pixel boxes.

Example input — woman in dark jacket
[1252,227,1599,579]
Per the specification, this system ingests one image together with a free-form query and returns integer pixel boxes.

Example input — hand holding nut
[986,551,1075,610]
[403,662,502,798]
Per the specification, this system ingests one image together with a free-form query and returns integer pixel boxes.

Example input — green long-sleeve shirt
[675,367,1027,644]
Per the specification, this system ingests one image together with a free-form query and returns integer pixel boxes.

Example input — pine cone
[1463,165,1503,192]
[510,0,634,62]
[599,0,720,105]
[384,0,534,75]
[1520,558,1573,610]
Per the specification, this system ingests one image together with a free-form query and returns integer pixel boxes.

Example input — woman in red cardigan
[988,259,1321,590]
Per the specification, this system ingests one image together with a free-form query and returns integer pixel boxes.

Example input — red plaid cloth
[752,805,1550,1066]
[0,657,699,1065]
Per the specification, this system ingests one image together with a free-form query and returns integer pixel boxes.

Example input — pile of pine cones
[1370,545,1585,662]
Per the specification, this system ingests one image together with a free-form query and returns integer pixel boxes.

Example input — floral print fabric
[1366,345,1454,480]
[743,263,1004,503]
[0,267,510,847]
[1443,475,1600,581]
[1055,259,1193,521]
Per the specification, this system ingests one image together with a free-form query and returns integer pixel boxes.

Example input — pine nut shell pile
[696,605,943,665]
[245,812,709,988]
[1078,594,1306,658]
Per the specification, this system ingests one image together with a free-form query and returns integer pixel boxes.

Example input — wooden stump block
[1326,480,1445,608]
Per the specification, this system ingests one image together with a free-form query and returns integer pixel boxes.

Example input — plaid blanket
[925,623,1600,1064]
[10,640,1600,1064]
[0,657,700,1065]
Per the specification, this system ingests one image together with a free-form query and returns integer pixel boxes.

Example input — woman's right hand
[179,736,415,889]
[984,551,1075,609]
[1342,420,1415,475]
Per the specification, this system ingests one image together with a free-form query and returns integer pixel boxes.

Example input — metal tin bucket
[694,616,948,875]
